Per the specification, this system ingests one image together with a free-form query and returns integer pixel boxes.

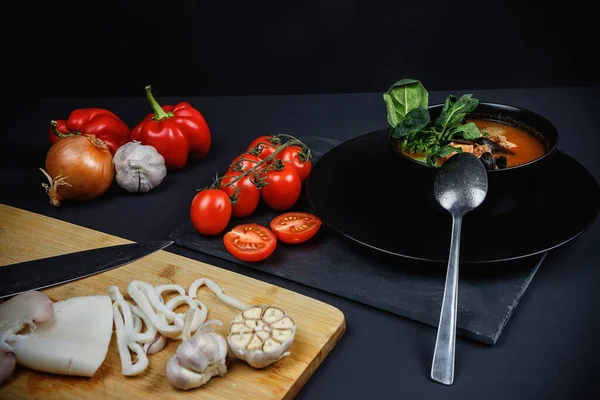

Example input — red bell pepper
[49,108,130,155]
[130,86,211,170]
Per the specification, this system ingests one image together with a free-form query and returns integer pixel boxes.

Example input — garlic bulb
[227,305,296,369]
[113,141,167,193]
[167,319,228,390]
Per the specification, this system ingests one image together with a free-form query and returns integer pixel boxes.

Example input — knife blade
[0,240,173,299]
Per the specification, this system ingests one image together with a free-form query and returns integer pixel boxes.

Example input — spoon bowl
[430,152,488,386]
[434,153,489,213]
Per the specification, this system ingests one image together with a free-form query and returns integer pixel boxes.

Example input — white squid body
[0,292,113,383]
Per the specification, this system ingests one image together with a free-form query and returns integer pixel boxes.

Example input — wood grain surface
[0,204,346,399]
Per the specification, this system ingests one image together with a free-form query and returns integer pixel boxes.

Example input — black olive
[475,137,514,154]
[480,152,496,170]
[474,137,492,147]
[496,155,507,169]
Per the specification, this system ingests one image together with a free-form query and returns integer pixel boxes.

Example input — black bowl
[388,102,560,216]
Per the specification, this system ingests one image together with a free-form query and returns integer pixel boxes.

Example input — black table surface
[2,86,599,399]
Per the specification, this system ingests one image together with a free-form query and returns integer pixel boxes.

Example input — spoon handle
[431,213,462,385]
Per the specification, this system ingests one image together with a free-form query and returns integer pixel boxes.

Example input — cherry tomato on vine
[228,153,262,173]
[247,135,280,160]
[270,212,322,244]
[276,145,312,182]
[223,223,277,262]
[190,189,232,236]
[219,172,261,218]
[261,161,302,210]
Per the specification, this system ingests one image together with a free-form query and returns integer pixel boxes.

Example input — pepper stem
[50,120,68,139]
[145,85,173,120]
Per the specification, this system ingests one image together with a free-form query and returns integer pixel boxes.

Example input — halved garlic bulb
[227,305,296,369]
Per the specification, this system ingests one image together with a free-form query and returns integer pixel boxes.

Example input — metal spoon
[430,152,488,385]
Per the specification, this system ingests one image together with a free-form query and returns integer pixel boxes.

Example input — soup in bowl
[394,104,555,170]
[384,80,559,215]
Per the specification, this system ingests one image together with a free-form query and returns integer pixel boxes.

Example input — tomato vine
[199,134,312,204]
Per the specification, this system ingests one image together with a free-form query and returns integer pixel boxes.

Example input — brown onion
[41,135,115,207]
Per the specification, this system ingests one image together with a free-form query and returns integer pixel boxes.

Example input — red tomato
[270,212,322,244]
[246,135,280,160]
[261,162,302,210]
[276,145,312,182]
[219,172,261,217]
[228,153,262,173]
[223,224,277,262]
[190,189,232,236]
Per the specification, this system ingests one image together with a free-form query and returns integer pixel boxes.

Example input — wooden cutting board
[0,204,346,400]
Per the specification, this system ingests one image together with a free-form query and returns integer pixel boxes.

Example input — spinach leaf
[389,106,430,138]
[399,128,438,154]
[426,145,463,166]
[447,122,480,140]
[383,79,429,127]
[434,94,479,137]
[382,78,484,167]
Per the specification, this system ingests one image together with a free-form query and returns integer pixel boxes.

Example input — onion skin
[41,135,115,206]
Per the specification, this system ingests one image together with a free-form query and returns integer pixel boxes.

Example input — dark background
[5,0,597,98]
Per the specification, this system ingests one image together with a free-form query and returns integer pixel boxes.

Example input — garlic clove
[227,305,297,369]
[245,319,258,329]
[176,334,213,373]
[262,307,285,324]
[247,335,262,351]
[167,354,227,391]
[255,330,270,341]
[262,338,281,352]
[242,306,263,320]
[271,317,294,330]
[229,332,253,347]
[230,323,252,335]
[272,328,294,342]
[167,355,206,391]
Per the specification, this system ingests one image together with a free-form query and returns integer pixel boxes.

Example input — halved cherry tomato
[261,161,302,210]
[228,153,262,173]
[223,224,277,262]
[276,145,312,182]
[190,189,232,236]
[247,135,280,161]
[219,172,261,217]
[270,212,322,244]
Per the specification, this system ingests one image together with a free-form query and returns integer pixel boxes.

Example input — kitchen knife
[0,240,173,299]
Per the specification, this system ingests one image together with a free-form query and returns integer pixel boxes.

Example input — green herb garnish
[384,79,482,166]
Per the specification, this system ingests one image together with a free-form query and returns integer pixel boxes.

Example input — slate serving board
[169,136,545,345]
